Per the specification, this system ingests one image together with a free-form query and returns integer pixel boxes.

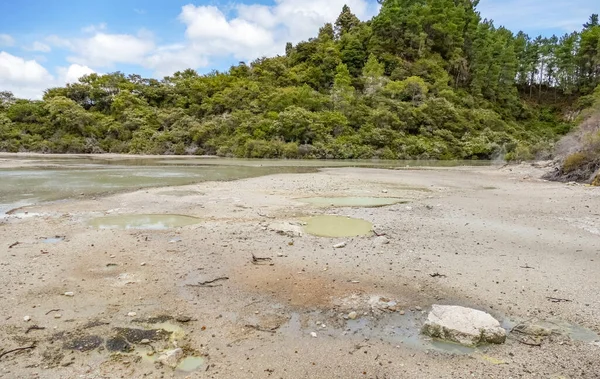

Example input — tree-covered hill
[1,1,599,160]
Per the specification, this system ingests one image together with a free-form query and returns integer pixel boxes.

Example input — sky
[0,0,597,99]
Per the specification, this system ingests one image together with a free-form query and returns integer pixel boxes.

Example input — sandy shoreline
[0,162,599,378]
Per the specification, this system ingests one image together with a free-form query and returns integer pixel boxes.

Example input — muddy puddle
[298,197,407,207]
[41,236,65,243]
[302,215,373,237]
[279,310,475,354]
[88,214,201,230]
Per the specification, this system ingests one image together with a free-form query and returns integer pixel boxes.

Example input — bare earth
[1,161,599,378]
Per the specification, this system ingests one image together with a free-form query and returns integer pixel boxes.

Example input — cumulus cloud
[58,64,96,84]
[177,0,377,62]
[0,34,15,47]
[141,0,376,75]
[0,51,54,99]
[67,32,155,68]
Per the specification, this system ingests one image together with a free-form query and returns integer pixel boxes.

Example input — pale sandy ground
[0,161,599,378]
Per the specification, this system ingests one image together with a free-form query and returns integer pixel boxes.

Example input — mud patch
[62,335,103,352]
[113,327,171,344]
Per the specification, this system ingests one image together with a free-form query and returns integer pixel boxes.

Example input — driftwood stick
[0,345,36,360]
[186,277,229,288]
[546,297,572,303]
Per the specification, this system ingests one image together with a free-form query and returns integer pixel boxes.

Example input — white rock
[140,339,151,344]
[157,348,184,368]
[421,305,506,346]
[54,313,62,319]
[382,190,388,193]
[348,311,358,320]
[310,332,317,338]
[374,236,390,245]
[23,315,31,322]
[127,312,137,317]
[333,242,347,249]
[64,292,74,297]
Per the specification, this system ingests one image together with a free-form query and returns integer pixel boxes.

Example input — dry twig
[0,345,36,360]
[186,277,229,288]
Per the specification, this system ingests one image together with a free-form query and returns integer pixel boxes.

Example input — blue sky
[0,0,597,99]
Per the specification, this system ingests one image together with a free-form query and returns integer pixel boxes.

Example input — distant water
[0,156,492,215]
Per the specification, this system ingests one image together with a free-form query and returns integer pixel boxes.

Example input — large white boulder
[421,305,506,346]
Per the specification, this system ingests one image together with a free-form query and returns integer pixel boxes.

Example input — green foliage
[1,2,597,159]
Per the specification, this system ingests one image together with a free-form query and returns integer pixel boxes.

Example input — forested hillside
[1,1,599,159]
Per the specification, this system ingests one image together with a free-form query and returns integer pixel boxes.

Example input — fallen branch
[187,277,229,288]
[45,309,62,315]
[251,254,273,265]
[513,337,542,347]
[8,242,20,249]
[546,297,572,303]
[373,231,387,237]
[429,273,447,278]
[0,345,36,360]
[520,264,535,269]
[25,325,46,334]
[245,324,278,334]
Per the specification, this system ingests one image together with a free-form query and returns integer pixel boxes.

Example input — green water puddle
[89,214,201,230]
[301,215,373,237]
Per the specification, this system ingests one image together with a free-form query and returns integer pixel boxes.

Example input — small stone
[140,262,146,266]
[415,306,423,311]
[140,339,151,344]
[23,315,31,322]
[175,315,192,323]
[157,348,184,368]
[348,312,358,320]
[382,190,388,193]
[54,314,62,319]
[399,310,406,315]
[310,332,317,338]
[64,292,75,297]
[333,242,347,249]
[127,312,137,317]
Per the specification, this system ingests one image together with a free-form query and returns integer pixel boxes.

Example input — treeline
[1,0,599,160]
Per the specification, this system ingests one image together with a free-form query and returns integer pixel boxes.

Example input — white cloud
[478,0,595,33]
[67,32,155,67]
[58,64,95,84]
[25,41,52,53]
[145,44,209,78]
[177,1,377,62]
[0,51,54,99]
[0,34,15,47]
